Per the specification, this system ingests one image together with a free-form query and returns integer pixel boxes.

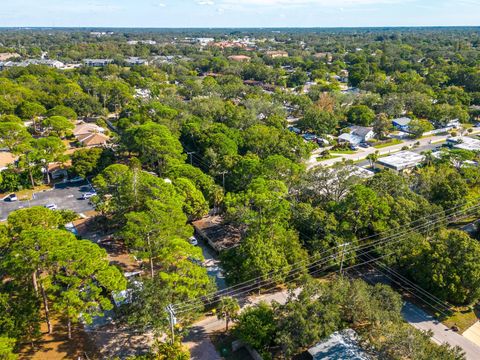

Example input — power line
[173,203,480,314]
[173,201,479,311]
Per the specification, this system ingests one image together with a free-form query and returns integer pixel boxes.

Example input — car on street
[4,193,18,202]
[69,176,84,183]
[82,192,97,200]
[189,236,199,246]
[44,203,58,210]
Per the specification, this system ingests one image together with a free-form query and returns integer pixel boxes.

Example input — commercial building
[377,151,425,172]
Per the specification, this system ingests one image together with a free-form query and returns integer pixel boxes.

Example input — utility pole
[187,151,196,165]
[166,304,177,344]
[339,242,350,276]
[219,171,228,189]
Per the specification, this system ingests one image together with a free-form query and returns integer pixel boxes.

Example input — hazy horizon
[1,0,479,28]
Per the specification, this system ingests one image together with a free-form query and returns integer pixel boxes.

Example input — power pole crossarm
[166,304,177,344]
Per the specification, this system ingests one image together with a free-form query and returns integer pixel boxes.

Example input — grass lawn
[442,306,479,334]
[331,150,356,154]
[317,155,339,161]
[373,139,403,149]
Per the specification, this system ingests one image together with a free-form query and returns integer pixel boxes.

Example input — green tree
[366,151,379,169]
[52,239,126,338]
[41,116,74,138]
[123,122,186,174]
[216,297,240,332]
[297,107,338,135]
[234,302,275,354]
[173,178,209,220]
[0,122,32,154]
[70,147,113,179]
[121,200,192,278]
[0,337,17,360]
[347,105,375,126]
[409,118,434,138]
[373,113,391,139]
[409,230,480,304]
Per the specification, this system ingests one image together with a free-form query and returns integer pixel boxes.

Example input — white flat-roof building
[447,137,480,151]
[377,151,425,172]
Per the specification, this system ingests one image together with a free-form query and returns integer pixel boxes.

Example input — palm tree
[216,297,240,332]
[422,150,434,167]
[366,150,379,169]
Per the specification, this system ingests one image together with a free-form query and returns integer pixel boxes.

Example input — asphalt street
[402,302,480,360]
[0,180,95,221]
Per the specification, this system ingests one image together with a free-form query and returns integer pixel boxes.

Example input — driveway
[198,239,227,290]
[0,181,95,221]
[402,302,480,360]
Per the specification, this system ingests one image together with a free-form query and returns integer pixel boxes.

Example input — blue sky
[1,0,479,28]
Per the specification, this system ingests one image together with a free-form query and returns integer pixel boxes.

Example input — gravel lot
[0,181,95,221]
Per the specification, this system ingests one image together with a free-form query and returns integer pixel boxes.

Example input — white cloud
[197,0,215,5]
[219,0,407,6]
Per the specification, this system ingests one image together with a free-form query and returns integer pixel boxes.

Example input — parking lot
[0,181,95,221]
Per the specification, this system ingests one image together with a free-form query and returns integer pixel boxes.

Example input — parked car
[359,142,370,148]
[69,176,84,183]
[189,236,198,246]
[44,203,58,210]
[4,193,17,202]
[82,192,97,200]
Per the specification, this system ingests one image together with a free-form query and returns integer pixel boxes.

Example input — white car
[4,193,17,202]
[82,192,97,200]
[189,236,198,246]
[44,203,58,210]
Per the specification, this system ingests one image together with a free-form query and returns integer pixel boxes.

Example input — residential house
[266,50,289,58]
[83,59,114,67]
[307,329,371,360]
[227,55,251,62]
[125,57,149,66]
[77,132,109,147]
[338,126,375,146]
[447,137,480,151]
[73,122,109,148]
[392,117,412,131]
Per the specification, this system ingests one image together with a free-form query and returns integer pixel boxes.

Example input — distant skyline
[1,0,480,28]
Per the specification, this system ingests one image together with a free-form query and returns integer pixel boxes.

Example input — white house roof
[392,117,412,126]
[377,151,425,171]
[448,137,480,151]
[338,133,363,145]
[308,329,370,360]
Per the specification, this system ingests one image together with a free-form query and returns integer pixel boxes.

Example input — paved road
[184,289,297,360]
[308,128,480,169]
[0,181,95,220]
[402,302,480,360]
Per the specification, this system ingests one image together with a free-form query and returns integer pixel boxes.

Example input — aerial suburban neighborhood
[1,3,480,360]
